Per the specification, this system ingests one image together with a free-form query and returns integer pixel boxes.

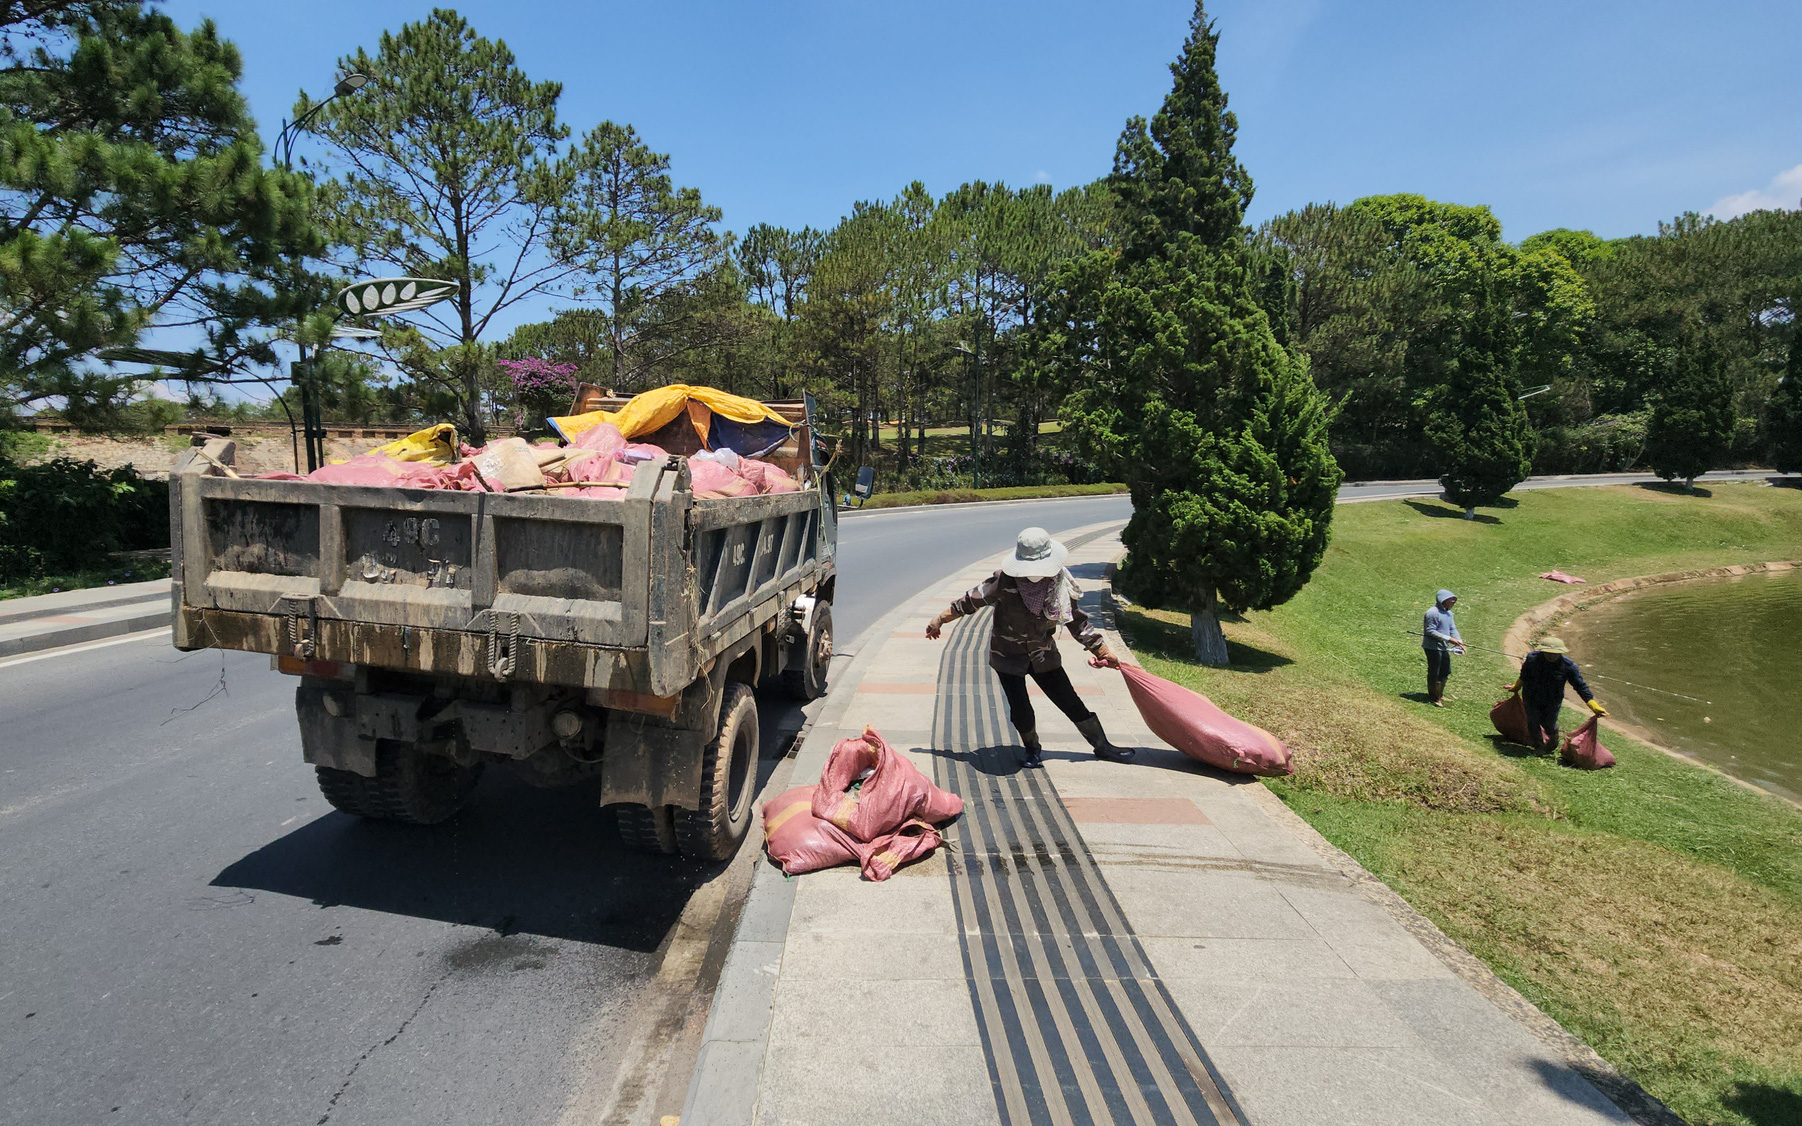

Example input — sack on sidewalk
[1560,717,1616,769]
[859,818,944,882]
[1490,690,1532,746]
[812,727,964,841]
[762,786,862,875]
[1118,664,1292,776]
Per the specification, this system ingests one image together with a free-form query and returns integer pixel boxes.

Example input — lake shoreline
[1503,559,1801,810]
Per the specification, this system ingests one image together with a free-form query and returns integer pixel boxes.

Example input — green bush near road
[1118,483,1802,1126]
[0,456,170,585]
[853,482,1127,510]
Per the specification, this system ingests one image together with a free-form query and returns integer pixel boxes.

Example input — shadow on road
[212,689,805,951]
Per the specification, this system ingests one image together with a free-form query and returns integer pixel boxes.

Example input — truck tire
[674,682,759,861]
[782,600,833,701]
[314,741,483,825]
[616,804,677,855]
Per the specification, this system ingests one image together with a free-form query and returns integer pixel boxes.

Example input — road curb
[0,607,171,659]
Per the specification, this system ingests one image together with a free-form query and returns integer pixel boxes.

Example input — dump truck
[167,395,835,861]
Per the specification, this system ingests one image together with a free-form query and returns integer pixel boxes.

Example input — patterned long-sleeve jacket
[946,570,1106,676]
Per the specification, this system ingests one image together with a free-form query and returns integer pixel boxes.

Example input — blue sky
[141,0,1799,399]
[162,0,1801,240]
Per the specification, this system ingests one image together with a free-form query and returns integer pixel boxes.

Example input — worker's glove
[1588,699,1608,716]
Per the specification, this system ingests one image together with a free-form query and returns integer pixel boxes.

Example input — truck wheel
[675,683,759,861]
[782,601,833,701]
[315,741,482,825]
[616,804,677,855]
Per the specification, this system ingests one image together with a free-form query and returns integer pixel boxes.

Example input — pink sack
[305,454,411,486]
[811,727,963,841]
[1561,717,1616,769]
[1539,570,1587,584]
[688,456,757,498]
[571,421,627,458]
[739,458,801,493]
[1118,664,1292,776]
[1490,690,1532,746]
[859,818,944,881]
[762,786,862,875]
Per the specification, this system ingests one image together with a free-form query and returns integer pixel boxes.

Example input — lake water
[1557,568,1801,802]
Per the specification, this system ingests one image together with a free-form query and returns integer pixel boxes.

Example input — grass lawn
[1118,482,1802,1126]
[854,482,1126,510]
[0,555,171,601]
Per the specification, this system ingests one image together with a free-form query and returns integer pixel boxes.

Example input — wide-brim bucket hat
[1002,526,1067,578]
[1536,636,1570,655]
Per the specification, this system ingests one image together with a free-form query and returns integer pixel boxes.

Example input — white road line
[0,627,172,670]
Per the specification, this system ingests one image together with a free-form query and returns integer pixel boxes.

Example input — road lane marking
[0,627,171,670]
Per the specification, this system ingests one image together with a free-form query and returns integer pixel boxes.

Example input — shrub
[0,456,169,581]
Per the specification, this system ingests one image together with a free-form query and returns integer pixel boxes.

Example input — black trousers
[1525,696,1563,747]
[997,666,1095,736]
[1424,648,1452,681]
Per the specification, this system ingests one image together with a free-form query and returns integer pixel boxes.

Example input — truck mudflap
[597,653,732,811]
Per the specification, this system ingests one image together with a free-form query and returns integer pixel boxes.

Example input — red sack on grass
[1561,717,1616,770]
[859,818,944,882]
[1118,664,1292,776]
[811,727,963,841]
[762,786,862,875]
[1490,690,1532,746]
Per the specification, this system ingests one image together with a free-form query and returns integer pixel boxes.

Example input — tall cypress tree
[1766,332,1802,474]
[1424,275,1535,517]
[1645,348,1734,490]
[1062,2,1340,664]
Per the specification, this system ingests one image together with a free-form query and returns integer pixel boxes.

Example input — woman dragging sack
[926,528,1134,768]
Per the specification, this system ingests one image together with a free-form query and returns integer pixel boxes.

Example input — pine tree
[309,10,571,444]
[553,122,724,391]
[1645,349,1734,489]
[0,1,317,419]
[1062,2,1340,664]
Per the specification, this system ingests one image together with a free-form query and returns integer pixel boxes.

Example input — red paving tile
[1060,797,1210,825]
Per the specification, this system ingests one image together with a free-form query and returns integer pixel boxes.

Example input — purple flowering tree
[498,357,580,429]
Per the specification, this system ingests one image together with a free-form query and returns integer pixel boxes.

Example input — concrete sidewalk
[0,578,170,658]
[682,524,1642,1126]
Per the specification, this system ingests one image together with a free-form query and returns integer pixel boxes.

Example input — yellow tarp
[369,423,459,464]
[551,384,788,442]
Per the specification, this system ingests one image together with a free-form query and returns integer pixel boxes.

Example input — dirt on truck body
[167,397,836,861]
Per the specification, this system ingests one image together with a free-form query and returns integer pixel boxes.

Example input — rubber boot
[1077,716,1134,763]
[1019,729,1044,769]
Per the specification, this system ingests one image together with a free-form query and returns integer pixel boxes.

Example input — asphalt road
[0,495,1130,1126]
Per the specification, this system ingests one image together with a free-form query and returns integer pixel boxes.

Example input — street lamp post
[275,72,368,472]
[953,340,981,489]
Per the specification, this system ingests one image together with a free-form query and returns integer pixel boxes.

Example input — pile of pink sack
[762,727,964,881]
[257,421,802,501]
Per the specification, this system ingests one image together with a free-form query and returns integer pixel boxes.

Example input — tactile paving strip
[932,608,1245,1126]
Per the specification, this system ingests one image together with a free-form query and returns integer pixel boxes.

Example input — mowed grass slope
[1119,483,1802,1126]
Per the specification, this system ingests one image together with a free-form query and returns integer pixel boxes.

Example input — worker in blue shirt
[1505,636,1607,753]
[1421,589,1464,706]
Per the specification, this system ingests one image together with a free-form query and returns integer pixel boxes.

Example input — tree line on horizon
[4,0,1801,494]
